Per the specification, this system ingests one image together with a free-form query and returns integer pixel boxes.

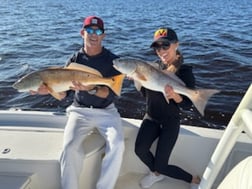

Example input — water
[0,0,252,129]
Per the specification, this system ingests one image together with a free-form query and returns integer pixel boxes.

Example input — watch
[88,87,98,95]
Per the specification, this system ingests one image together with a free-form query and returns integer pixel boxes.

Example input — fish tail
[110,74,125,96]
[189,89,220,116]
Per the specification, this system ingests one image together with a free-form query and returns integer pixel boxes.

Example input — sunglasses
[153,42,171,52]
[85,27,104,36]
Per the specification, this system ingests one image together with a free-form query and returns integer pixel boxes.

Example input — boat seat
[0,127,106,189]
[217,156,252,189]
[0,172,33,189]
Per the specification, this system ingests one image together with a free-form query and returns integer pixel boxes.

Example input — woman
[134,27,200,189]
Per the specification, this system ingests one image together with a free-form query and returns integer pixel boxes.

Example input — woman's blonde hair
[167,50,183,73]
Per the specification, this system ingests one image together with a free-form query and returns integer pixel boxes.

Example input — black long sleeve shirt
[65,47,120,108]
[141,64,195,120]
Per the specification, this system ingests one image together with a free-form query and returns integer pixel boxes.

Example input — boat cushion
[217,156,252,189]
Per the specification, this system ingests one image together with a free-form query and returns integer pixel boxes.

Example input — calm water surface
[0,0,252,129]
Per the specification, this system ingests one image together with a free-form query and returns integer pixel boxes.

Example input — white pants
[60,104,124,189]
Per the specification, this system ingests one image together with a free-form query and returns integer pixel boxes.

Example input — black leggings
[135,117,192,183]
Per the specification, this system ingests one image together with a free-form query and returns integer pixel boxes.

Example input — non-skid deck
[115,172,190,189]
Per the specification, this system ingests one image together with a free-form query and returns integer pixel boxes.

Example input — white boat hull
[1,108,252,189]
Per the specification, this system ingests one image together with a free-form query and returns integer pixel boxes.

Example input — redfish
[113,58,219,116]
[13,63,125,100]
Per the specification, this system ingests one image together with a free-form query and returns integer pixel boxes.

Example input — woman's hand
[164,84,182,103]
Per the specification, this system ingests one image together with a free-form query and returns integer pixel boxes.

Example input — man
[32,16,124,189]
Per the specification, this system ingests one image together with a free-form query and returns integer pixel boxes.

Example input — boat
[1,84,252,189]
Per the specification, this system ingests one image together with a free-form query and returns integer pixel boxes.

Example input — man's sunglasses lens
[85,27,103,35]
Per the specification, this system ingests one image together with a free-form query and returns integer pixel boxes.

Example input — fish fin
[45,84,64,100]
[65,63,103,77]
[47,66,64,69]
[109,74,125,96]
[188,89,220,116]
[162,70,186,86]
[135,72,148,81]
[134,80,142,91]
[50,92,64,100]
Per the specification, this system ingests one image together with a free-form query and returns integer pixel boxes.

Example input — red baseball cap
[83,16,104,31]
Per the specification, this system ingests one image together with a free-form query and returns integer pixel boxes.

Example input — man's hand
[70,81,95,91]
[30,84,66,100]
[30,84,50,95]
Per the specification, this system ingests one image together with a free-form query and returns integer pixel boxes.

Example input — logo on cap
[154,28,168,40]
[91,18,98,25]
